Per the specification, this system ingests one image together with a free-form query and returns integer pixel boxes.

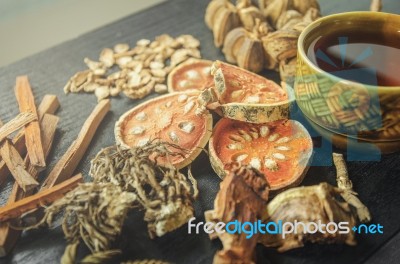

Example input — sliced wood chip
[0,113,59,257]
[0,112,36,143]
[41,99,110,189]
[0,140,38,192]
[0,95,59,188]
[0,174,83,222]
[15,76,46,169]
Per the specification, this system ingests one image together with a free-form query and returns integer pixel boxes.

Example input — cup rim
[297,11,400,92]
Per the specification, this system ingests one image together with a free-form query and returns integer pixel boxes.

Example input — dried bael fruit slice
[115,91,213,169]
[209,118,312,191]
[208,60,294,123]
[168,59,214,92]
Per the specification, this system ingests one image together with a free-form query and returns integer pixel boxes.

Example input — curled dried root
[30,183,134,263]
[90,141,198,238]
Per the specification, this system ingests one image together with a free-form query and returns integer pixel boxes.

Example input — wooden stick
[0,114,59,257]
[15,76,46,169]
[370,0,382,11]
[0,140,38,192]
[333,153,371,223]
[0,174,83,222]
[0,112,36,143]
[41,99,110,190]
[0,95,59,187]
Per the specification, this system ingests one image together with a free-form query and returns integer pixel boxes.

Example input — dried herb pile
[64,34,202,101]
[90,142,198,238]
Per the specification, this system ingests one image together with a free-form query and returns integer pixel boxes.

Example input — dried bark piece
[41,99,110,189]
[15,76,46,169]
[0,139,38,192]
[333,153,371,223]
[0,114,59,257]
[0,113,36,144]
[205,163,269,264]
[0,174,83,222]
[0,95,59,188]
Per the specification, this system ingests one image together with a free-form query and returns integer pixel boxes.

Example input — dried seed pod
[90,142,199,238]
[258,0,320,28]
[205,163,269,264]
[236,36,264,73]
[262,29,299,63]
[276,9,303,30]
[259,183,357,252]
[205,0,232,29]
[212,5,241,47]
[236,0,266,31]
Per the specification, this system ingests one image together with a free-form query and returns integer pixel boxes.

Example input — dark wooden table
[0,0,400,263]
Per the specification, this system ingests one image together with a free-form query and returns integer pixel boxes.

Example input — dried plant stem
[0,95,59,188]
[0,112,36,143]
[370,0,382,11]
[15,76,46,169]
[333,153,371,223]
[41,99,110,190]
[0,114,59,257]
[0,139,38,192]
[0,174,83,222]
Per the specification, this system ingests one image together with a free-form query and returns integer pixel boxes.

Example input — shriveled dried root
[28,183,135,264]
[333,153,371,223]
[205,163,269,264]
[90,141,198,238]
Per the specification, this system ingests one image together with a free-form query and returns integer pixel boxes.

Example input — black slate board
[0,0,400,263]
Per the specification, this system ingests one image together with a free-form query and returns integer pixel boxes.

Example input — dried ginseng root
[115,91,213,169]
[64,34,202,101]
[205,163,270,264]
[201,60,294,123]
[90,142,199,238]
[28,183,135,263]
[167,59,213,92]
[258,182,357,252]
[209,118,313,192]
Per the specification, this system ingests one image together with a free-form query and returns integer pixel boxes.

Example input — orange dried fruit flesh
[209,118,313,191]
[115,91,213,169]
[210,60,295,123]
[168,59,214,92]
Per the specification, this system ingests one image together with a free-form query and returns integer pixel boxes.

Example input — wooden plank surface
[0,0,399,263]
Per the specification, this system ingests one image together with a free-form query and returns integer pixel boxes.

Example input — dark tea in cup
[307,29,400,87]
